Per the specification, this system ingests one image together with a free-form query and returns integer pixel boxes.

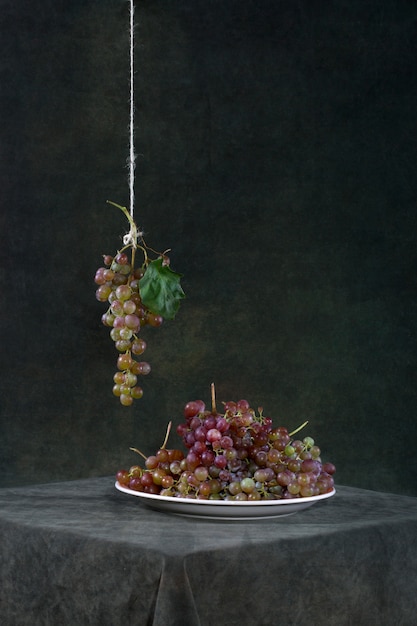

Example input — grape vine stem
[161,421,172,450]
[289,420,309,437]
[107,200,148,264]
[129,446,147,461]
[211,382,217,414]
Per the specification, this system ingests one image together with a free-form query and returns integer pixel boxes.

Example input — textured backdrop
[1,0,417,494]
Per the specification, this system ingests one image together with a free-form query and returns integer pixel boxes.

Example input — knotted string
[123,0,141,247]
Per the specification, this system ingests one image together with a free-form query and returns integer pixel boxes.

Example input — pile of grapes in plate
[116,389,336,501]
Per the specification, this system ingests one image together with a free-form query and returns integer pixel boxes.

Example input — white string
[128,0,135,218]
[124,0,138,247]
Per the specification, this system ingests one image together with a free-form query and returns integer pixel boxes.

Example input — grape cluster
[95,252,163,406]
[116,398,336,500]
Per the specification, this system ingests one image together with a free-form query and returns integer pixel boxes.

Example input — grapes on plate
[116,388,336,501]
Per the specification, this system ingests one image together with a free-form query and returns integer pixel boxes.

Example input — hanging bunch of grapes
[94,202,185,406]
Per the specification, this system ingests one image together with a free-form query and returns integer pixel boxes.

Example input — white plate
[115,482,336,520]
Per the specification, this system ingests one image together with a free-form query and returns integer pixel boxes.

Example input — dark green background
[1,0,416,494]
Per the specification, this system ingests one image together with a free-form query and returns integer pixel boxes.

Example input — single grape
[310,445,321,459]
[254,469,268,483]
[201,449,215,466]
[240,477,256,494]
[113,371,125,384]
[147,312,163,327]
[115,252,129,265]
[119,393,133,406]
[103,268,115,281]
[225,447,237,461]
[300,485,315,497]
[94,268,107,285]
[220,435,233,449]
[197,482,211,498]
[116,469,130,486]
[110,328,121,341]
[96,285,112,301]
[284,444,295,457]
[184,400,205,418]
[123,300,136,315]
[117,353,133,370]
[204,417,217,432]
[131,386,144,399]
[194,466,209,482]
[152,468,166,485]
[124,372,137,387]
[322,462,336,475]
[111,300,124,316]
[207,428,222,443]
[112,384,122,397]
[115,339,132,352]
[193,441,207,454]
[125,314,140,330]
[161,475,174,489]
[131,338,147,355]
[132,361,151,376]
[119,327,133,341]
[129,477,143,491]
[102,313,115,327]
[214,454,227,469]
[194,426,207,442]
[287,481,300,495]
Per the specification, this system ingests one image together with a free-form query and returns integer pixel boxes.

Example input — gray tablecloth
[1,477,416,625]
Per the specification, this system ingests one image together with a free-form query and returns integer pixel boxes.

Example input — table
[1,477,417,625]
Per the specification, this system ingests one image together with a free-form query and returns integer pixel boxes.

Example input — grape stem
[160,421,172,450]
[289,420,309,437]
[129,446,148,460]
[107,200,172,272]
[211,382,217,414]
[106,200,149,264]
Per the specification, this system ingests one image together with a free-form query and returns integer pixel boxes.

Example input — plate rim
[115,481,336,507]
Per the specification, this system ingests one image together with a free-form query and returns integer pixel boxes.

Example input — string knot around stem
[123,222,144,248]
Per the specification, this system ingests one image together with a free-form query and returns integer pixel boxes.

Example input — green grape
[240,477,255,494]
[310,445,321,459]
[194,466,208,482]
[124,372,137,387]
[303,436,315,448]
[112,384,122,397]
[115,340,131,352]
[119,393,133,406]
[284,444,295,457]
[110,328,121,341]
[123,300,136,314]
[96,285,112,301]
[228,481,242,496]
[113,372,125,384]
[119,327,133,340]
[111,300,124,316]
[117,353,133,370]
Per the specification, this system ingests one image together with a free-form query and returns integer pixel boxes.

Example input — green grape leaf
[139,258,185,320]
